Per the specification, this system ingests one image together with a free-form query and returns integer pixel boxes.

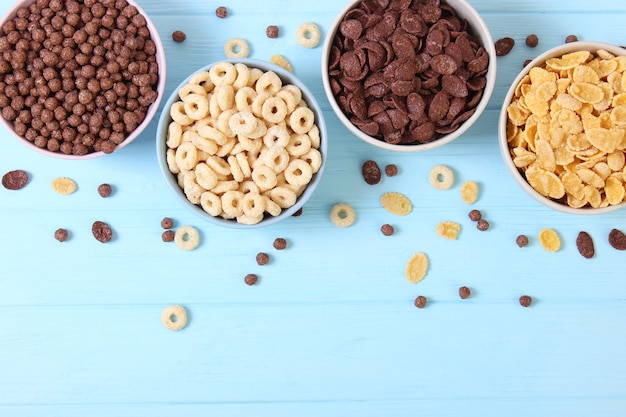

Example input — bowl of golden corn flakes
[156,59,327,228]
[499,41,626,214]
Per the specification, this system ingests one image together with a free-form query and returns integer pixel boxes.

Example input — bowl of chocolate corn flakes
[156,59,327,228]
[499,41,626,214]
[0,0,166,159]
[321,0,496,152]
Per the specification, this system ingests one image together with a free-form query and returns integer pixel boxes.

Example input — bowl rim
[498,40,626,215]
[156,58,328,229]
[0,0,166,160]
[320,0,497,152]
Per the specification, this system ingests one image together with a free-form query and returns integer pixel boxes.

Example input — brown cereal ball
[565,35,578,43]
[244,273,258,285]
[54,228,69,242]
[256,252,270,266]
[525,34,539,47]
[215,6,227,18]
[97,183,112,197]
[523,59,533,67]
[468,209,482,221]
[519,295,533,307]
[414,295,427,309]
[380,224,394,236]
[161,230,175,242]
[385,164,398,177]
[477,219,490,231]
[161,217,174,229]
[273,238,287,250]
[172,30,186,43]
[266,25,279,38]
[516,234,529,248]
[459,286,471,299]
[292,207,303,217]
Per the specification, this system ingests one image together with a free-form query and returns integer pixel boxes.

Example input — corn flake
[538,228,561,252]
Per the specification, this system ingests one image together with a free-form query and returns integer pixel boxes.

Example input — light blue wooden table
[1,0,625,416]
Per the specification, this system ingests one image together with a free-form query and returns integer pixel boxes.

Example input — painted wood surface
[1,0,625,416]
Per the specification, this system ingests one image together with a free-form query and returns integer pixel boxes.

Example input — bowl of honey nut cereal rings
[499,41,626,214]
[321,0,496,152]
[156,58,327,228]
[0,0,166,159]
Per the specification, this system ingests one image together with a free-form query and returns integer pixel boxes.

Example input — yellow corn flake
[538,228,561,252]
[52,177,77,195]
[584,184,602,207]
[585,127,624,153]
[607,150,626,171]
[436,221,461,240]
[572,64,600,84]
[569,82,605,104]
[535,81,557,102]
[507,102,530,126]
[460,181,479,204]
[555,146,575,166]
[610,104,626,125]
[562,171,585,200]
[555,93,583,111]
[525,165,565,199]
[535,138,557,171]
[380,192,412,216]
[405,252,429,284]
[605,176,626,204]
[545,50,591,71]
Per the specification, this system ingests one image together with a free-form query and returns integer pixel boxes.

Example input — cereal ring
[286,133,312,156]
[233,63,251,89]
[216,109,236,137]
[330,202,355,228]
[211,180,239,194]
[229,111,258,135]
[237,213,264,225]
[205,155,232,177]
[300,149,322,173]
[235,86,257,112]
[161,304,188,331]
[255,71,283,95]
[227,154,245,182]
[209,62,237,86]
[267,186,297,208]
[174,225,201,251]
[247,119,268,139]
[216,137,237,157]
[188,70,214,92]
[239,180,260,194]
[248,67,264,87]
[262,96,288,124]
[242,192,266,218]
[197,121,228,146]
[183,172,204,204]
[307,124,321,149]
[195,162,219,190]
[252,165,278,190]
[276,89,299,114]
[200,191,222,216]
[289,106,315,134]
[209,93,222,119]
[166,148,180,174]
[190,131,218,155]
[429,164,454,190]
[170,101,193,126]
[224,37,250,59]
[166,121,183,149]
[295,22,321,48]
[263,195,283,216]
[178,83,207,99]
[236,152,252,178]
[263,124,291,148]
[264,145,290,173]
[251,92,272,118]
[284,159,312,187]
[215,85,235,112]
[175,142,199,171]
[238,134,262,153]
[182,93,210,120]
[221,190,245,218]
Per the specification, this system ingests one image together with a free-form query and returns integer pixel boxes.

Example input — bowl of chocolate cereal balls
[0,0,166,159]
[499,41,626,214]
[321,0,496,152]
[156,58,327,228]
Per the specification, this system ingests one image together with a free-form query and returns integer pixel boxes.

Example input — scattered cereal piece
[414,295,427,308]
[460,181,479,204]
[54,228,68,242]
[224,38,250,58]
[273,238,287,250]
[565,34,578,43]
[162,230,175,242]
[362,160,381,185]
[385,164,398,177]
[576,231,595,259]
[380,192,412,216]
[476,219,490,231]
[519,295,532,307]
[172,30,186,43]
[495,37,515,56]
[2,169,29,190]
[381,224,394,236]
[525,34,539,48]
[436,221,461,240]
[538,228,561,252]
[256,252,270,265]
[244,273,259,285]
[266,25,279,38]
[516,234,529,247]
[608,228,626,250]
[92,221,113,243]
[295,22,321,48]
[523,59,532,67]
[429,164,454,190]
[405,252,429,284]
[269,54,293,72]
[459,286,471,299]
[468,209,482,221]
[292,207,303,217]
[215,6,227,18]
[174,225,200,251]
[161,217,174,229]
[330,202,356,228]
[52,177,77,195]
[97,183,112,198]
[161,304,188,331]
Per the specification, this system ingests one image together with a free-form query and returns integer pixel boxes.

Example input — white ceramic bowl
[156,59,327,229]
[321,0,496,152]
[0,0,166,159]
[498,41,626,215]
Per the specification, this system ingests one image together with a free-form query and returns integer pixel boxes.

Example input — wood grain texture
[1,0,626,416]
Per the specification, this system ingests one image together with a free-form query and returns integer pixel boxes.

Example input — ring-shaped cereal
[221,190,245,218]
[238,180,260,195]
[429,164,455,190]
[215,85,235,112]
[300,148,322,173]
[166,121,183,148]
[235,152,252,178]
[162,304,188,331]
[263,124,290,148]
[189,70,214,92]
[175,142,199,171]
[182,93,210,120]
[223,37,250,59]
[264,145,290,173]
[205,155,232,177]
[237,213,264,225]
[262,96,288,124]
[216,108,236,137]
[276,88,299,114]
[284,159,312,187]
[235,86,257,112]
[166,148,180,174]
[233,62,251,89]
[209,93,221,119]
[183,173,203,204]
[200,191,222,217]
[268,186,297,208]
[195,162,219,190]
[289,106,315,134]
[209,61,237,86]
[295,22,321,49]
[174,225,201,251]
[242,192,266,218]
[190,132,218,155]
[307,125,321,149]
[251,92,272,118]
[252,165,278,191]
[211,180,239,194]
[227,154,245,182]
[255,71,282,96]
[330,202,356,228]
[229,111,258,136]
[197,123,228,146]
[286,133,312,157]
[263,195,282,216]
[170,101,193,126]
[178,83,207,99]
